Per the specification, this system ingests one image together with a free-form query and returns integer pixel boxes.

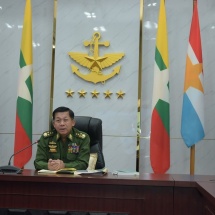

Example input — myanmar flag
[14,0,33,168]
[150,0,170,174]
[181,1,205,147]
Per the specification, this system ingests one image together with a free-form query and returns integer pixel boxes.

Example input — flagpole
[190,145,195,174]
[189,0,198,175]
[49,0,57,126]
[136,0,144,172]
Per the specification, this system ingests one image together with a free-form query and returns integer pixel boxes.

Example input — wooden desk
[0,170,174,215]
[1,170,215,215]
[171,174,215,215]
[197,181,215,215]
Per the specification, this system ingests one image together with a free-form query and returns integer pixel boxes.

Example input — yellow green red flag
[150,0,170,174]
[14,0,33,168]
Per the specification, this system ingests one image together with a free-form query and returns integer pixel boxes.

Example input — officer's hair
[52,106,74,120]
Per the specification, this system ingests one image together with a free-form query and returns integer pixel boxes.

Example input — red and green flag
[150,0,170,174]
[14,0,33,168]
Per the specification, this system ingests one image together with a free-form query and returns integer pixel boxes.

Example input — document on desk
[38,168,76,174]
[112,170,139,176]
[38,169,57,174]
[74,168,108,176]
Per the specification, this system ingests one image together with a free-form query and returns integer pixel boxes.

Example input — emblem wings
[68,52,124,69]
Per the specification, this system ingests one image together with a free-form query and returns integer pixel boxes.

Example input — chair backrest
[74,116,105,169]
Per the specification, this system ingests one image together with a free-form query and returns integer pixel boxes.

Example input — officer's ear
[72,119,76,126]
[52,119,56,129]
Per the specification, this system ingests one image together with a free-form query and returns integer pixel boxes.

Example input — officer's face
[52,111,75,138]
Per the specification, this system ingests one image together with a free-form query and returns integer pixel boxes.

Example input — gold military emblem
[68,32,125,84]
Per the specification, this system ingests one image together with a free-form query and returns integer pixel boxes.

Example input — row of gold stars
[65,89,125,98]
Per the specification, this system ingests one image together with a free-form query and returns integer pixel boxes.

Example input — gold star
[184,57,203,92]
[65,89,74,97]
[91,90,100,98]
[78,89,87,98]
[116,90,125,98]
[104,90,112,98]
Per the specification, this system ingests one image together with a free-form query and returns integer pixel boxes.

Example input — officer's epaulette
[75,131,86,139]
[43,130,55,138]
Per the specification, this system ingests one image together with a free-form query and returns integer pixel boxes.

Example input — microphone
[0,140,39,174]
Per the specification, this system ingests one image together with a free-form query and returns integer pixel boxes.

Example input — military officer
[34,106,90,171]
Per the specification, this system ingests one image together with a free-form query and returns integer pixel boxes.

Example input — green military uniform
[34,127,90,170]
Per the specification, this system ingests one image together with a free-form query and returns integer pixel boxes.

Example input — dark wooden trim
[0,170,215,215]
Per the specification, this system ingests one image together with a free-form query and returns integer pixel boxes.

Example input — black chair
[74,116,105,169]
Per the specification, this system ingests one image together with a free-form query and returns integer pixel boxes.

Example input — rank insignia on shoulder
[43,131,54,138]
[81,133,86,138]
[76,132,86,139]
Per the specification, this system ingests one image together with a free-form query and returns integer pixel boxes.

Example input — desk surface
[171,174,215,187]
[197,181,215,206]
[1,170,215,186]
[0,169,176,186]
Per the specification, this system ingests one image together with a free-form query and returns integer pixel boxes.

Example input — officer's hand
[59,160,65,169]
[48,159,60,170]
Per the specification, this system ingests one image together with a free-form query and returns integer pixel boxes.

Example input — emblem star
[184,57,203,92]
[116,90,125,99]
[104,90,112,98]
[152,66,169,108]
[65,89,74,97]
[91,90,100,98]
[78,89,87,98]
